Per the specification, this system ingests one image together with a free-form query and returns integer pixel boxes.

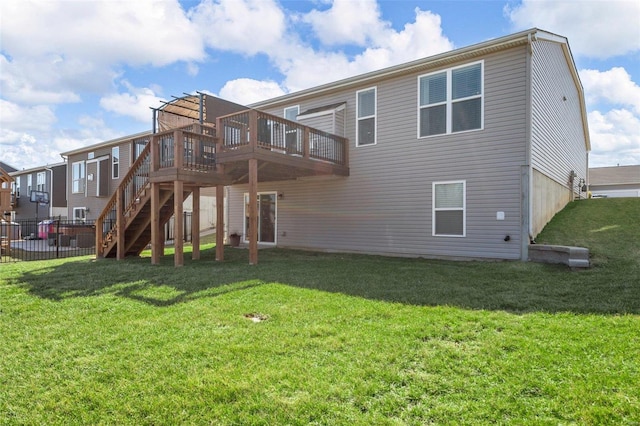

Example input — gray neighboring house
[589,165,640,198]
[10,162,67,221]
[61,131,152,223]
[225,28,590,261]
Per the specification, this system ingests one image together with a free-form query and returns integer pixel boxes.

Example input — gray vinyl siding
[66,140,134,221]
[530,40,588,186]
[229,46,529,260]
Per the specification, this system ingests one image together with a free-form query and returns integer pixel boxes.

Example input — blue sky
[1,0,639,170]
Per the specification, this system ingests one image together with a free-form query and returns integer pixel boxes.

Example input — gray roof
[590,165,640,185]
[0,161,17,173]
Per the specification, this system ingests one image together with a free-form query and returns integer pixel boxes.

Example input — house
[0,163,16,218]
[224,28,589,262]
[589,165,640,198]
[9,162,67,221]
[61,131,153,223]
[94,28,589,266]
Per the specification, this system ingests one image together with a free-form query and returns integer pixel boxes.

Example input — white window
[36,171,46,192]
[433,180,466,237]
[112,146,119,179]
[356,87,376,146]
[72,161,85,194]
[14,178,20,198]
[27,175,32,196]
[73,207,87,223]
[419,61,483,137]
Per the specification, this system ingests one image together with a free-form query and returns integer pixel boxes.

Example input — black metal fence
[1,218,96,263]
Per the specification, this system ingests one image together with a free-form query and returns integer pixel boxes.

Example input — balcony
[149,109,349,185]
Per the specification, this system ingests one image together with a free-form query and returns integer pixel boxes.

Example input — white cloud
[0,99,57,133]
[0,0,204,66]
[218,79,286,105]
[276,7,453,92]
[303,0,388,46]
[588,109,640,166]
[580,67,640,114]
[506,0,640,58]
[189,0,286,56]
[99,82,164,123]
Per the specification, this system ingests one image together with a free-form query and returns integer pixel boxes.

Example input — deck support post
[116,186,125,260]
[216,185,225,261]
[248,158,258,265]
[151,182,161,265]
[192,186,200,260]
[174,180,184,267]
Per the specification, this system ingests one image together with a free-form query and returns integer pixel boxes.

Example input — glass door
[244,192,277,244]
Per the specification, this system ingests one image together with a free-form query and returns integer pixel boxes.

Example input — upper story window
[13,178,20,198]
[419,61,483,137]
[27,175,32,196]
[72,161,85,194]
[356,87,376,146]
[36,171,46,192]
[112,146,120,179]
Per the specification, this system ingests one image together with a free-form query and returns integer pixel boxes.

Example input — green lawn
[1,198,638,425]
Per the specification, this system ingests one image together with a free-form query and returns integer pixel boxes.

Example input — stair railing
[95,142,152,257]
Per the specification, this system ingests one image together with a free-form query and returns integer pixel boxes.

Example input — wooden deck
[96,109,349,266]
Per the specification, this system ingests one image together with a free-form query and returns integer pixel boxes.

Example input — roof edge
[250,28,545,108]
[60,130,152,157]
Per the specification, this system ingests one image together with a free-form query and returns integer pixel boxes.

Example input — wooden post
[341,136,349,166]
[248,158,258,265]
[151,182,161,265]
[95,212,103,258]
[150,135,159,172]
[215,185,225,262]
[174,180,184,267]
[303,126,310,159]
[192,186,200,260]
[116,187,125,260]
[249,110,258,150]
[174,130,184,169]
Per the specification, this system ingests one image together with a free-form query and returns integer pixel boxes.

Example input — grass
[0,198,638,424]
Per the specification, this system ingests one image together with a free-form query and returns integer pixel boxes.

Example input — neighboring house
[9,163,67,221]
[222,28,589,262]
[1,163,16,217]
[589,165,640,198]
[61,131,152,223]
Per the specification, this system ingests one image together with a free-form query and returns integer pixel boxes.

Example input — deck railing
[218,110,348,166]
[154,123,217,171]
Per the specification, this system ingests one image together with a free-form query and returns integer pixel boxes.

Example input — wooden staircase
[95,141,176,259]
[99,185,190,258]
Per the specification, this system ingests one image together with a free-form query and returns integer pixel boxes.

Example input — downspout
[45,166,53,219]
[60,154,69,219]
[521,31,535,261]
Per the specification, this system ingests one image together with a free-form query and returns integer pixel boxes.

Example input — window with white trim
[72,161,85,194]
[36,171,46,192]
[419,62,483,137]
[356,87,376,146]
[73,207,87,223]
[433,180,466,237]
[112,146,119,179]
[27,175,32,196]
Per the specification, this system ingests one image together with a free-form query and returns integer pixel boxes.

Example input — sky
[1,0,639,171]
